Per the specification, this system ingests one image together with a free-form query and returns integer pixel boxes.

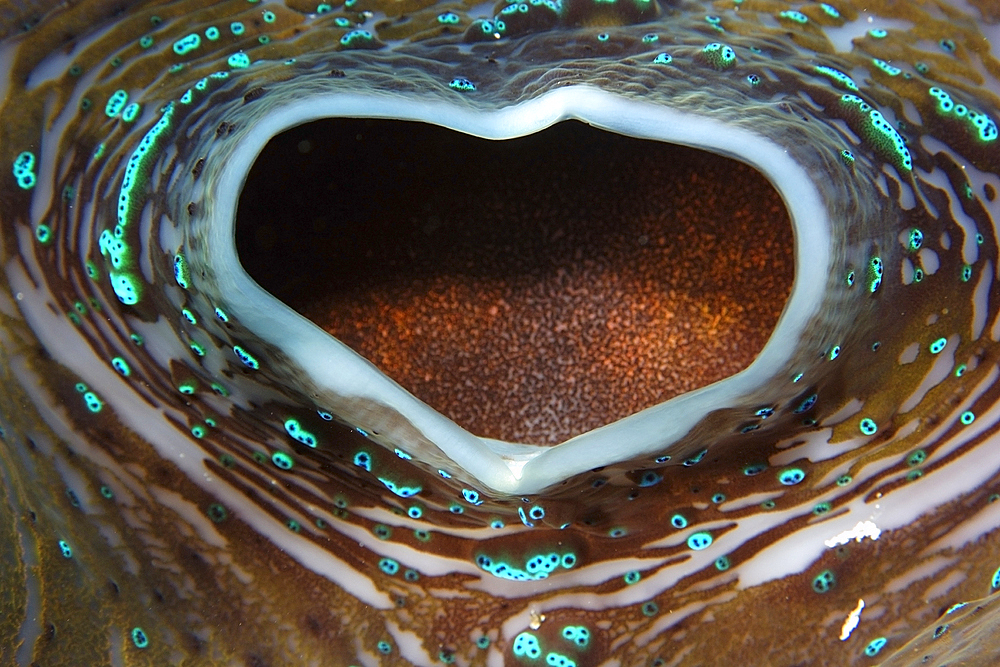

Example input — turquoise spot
[174,254,190,288]
[961,411,975,425]
[407,505,423,519]
[83,391,103,413]
[122,103,140,122]
[907,450,926,466]
[869,28,887,38]
[233,345,259,369]
[228,53,251,69]
[545,653,576,667]
[476,636,490,649]
[100,485,114,499]
[262,9,276,22]
[642,601,659,616]
[462,488,482,505]
[778,468,805,485]
[58,540,73,558]
[687,531,713,550]
[284,419,317,447]
[377,640,392,654]
[173,33,201,55]
[711,493,726,503]
[714,556,730,571]
[404,569,419,581]
[449,77,476,91]
[340,29,375,48]
[490,518,504,529]
[231,21,245,35]
[378,558,399,575]
[670,514,687,529]
[191,425,205,438]
[271,451,293,470]
[812,569,836,593]
[992,566,1000,589]
[205,26,220,40]
[373,524,392,539]
[930,337,947,354]
[624,570,641,585]
[437,12,460,23]
[860,418,878,435]
[105,89,128,117]
[131,627,149,648]
[702,42,736,69]
[353,451,371,470]
[561,625,590,647]
[836,475,853,486]
[813,502,831,515]
[207,503,227,522]
[778,10,808,23]
[865,637,887,656]
[743,463,767,475]
[512,632,542,659]
[13,151,38,189]
[653,53,672,64]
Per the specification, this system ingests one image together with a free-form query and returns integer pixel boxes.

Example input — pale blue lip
[206,86,828,494]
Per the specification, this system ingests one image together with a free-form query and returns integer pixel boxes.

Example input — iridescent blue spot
[58,540,73,558]
[111,357,131,376]
[528,505,545,520]
[513,632,541,659]
[653,53,673,64]
[865,637,887,656]
[284,418,317,447]
[228,53,251,69]
[812,569,836,593]
[961,411,975,425]
[711,493,726,504]
[624,570,641,585]
[561,625,590,647]
[639,471,662,487]
[609,527,626,538]
[715,556,730,571]
[929,337,947,354]
[836,475,853,486]
[378,558,399,575]
[687,532,713,550]
[233,345,259,369]
[449,77,476,91]
[173,33,201,55]
[462,488,482,505]
[670,514,687,529]
[860,418,878,435]
[476,636,490,649]
[377,640,392,654]
[271,451,293,470]
[743,463,767,476]
[778,468,805,485]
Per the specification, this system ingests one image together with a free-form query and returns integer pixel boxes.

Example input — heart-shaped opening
[237,118,794,445]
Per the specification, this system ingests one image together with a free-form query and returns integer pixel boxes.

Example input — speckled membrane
[239,119,795,443]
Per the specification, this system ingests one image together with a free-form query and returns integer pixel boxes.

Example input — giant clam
[2,0,1000,665]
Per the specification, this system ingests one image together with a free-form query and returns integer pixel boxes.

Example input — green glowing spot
[35,225,51,243]
[642,601,659,616]
[58,540,73,558]
[207,503,227,523]
[962,264,973,282]
[778,468,805,485]
[414,529,431,542]
[173,33,201,55]
[761,499,776,509]
[340,29,375,48]
[687,531,713,550]
[477,635,490,649]
[174,254,190,288]
[836,474,852,486]
[642,33,658,43]
[271,451,294,470]
[105,89,128,118]
[437,11,460,23]
[624,570,641,585]
[778,10,808,23]
[317,4,332,13]
[378,558,399,575]
[373,524,392,540]
[449,77,476,91]
[865,637,887,656]
[872,58,900,76]
[813,502,832,515]
[284,419,317,447]
[561,625,590,647]
[233,345,259,369]
[702,42,736,69]
[12,151,37,190]
[512,632,541,659]
[715,556,730,571]
[231,21,245,35]
[100,485,114,499]
[859,418,877,435]
[205,26,220,40]
[83,391,103,413]
[828,345,841,360]
[812,569,836,593]
[929,337,947,354]
[906,469,923,481]
[228,53,251,69]
[123,102,141,122]
[670,514,687,528]
[821,3,840,18]
[961,411,975,425]
[191,424,205,438]
[189,342,205,357]
[131,627,149,649]
[178,382,195,395]
[908,228,923,251]
[869,28,887,38]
